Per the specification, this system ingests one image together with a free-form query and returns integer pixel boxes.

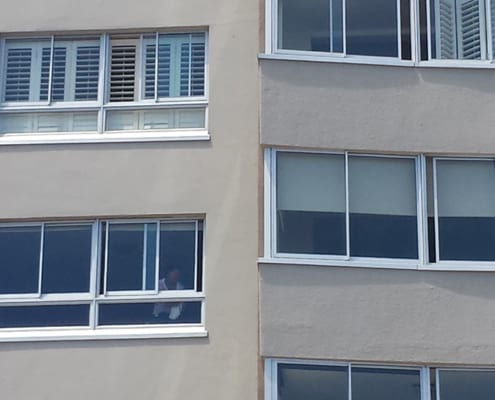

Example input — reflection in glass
[277,363,348,400]
[0,226,41,294]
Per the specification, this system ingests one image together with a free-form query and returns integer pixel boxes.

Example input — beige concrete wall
[261,59,495,155]
[0,1,260,399]
[260,263,495,365]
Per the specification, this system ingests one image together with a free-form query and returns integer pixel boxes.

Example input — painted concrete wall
[260,263,495,365]
[0,1,260,399]
[261,59,495,155]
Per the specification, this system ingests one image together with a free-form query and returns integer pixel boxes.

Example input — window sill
[259,53,495,70]
[0,325,208,342]
[0,130,210,145]
[258,257,495,272]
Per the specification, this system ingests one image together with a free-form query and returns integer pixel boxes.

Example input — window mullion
[427,0,433,60]
[47,36,55,105]
[155,221,160,293]
[411,0,420,62]
[417,155,427,266]
[436,369,441,400]
[88,220,100,329]
[487,0,493,59]
[479,0,489,59]
[421,367,432,400]
[397,0,403,58]
[433,158,441,263]
[343,0,347,55]
[348,363,352,400]
[103,221,110,295]
[97,34,108,134]
[345,151,350,259]
[193,220,199,291]
[154,32,159,102]
[37,223,45,297]
[142,223,148,291]
[188,34,193,96]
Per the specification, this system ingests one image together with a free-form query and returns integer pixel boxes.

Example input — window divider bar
[193,220,199,292]
[343,0,347,55]
[486,0,493,60]
[417,155,427,265]
[88,221,100,329]
[348,363,353,400]
[345,151,351,260]
[433,158,441,263]
[97,34,108,134]
[397,0,403,59]
[47,36,55,105]
[142,223,148,291]
[188,34,193,96]
[329,0,334,53]
[103,221,109,295]
[264,148,273,258]
[155,221,161,294]
[37,223,45,297]
[436,368,441,400]
[479,0,489,60]
[411,0,420,62]
[426,0,433,60]
[421,367,432,400]
[154,32,159,102]
[271,149,278,257]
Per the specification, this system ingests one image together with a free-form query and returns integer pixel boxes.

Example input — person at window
[152,267,184,321]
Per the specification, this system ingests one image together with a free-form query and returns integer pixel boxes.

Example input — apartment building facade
[0,0,259,399]
[260,1,495,399]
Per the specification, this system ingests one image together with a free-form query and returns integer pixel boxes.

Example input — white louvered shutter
[144,42,172,98]
[3,47,33,102]
[40,46,67,101]
[179,40,205,96]
[74,45,100,100]
[457,0,483,59]
[109,42,137,102]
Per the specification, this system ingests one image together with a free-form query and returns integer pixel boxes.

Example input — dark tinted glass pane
[436,160,495,261]
[401,0,412,59]
[279,0,344,53]
[278,211,346,255]
[352,367,421,400]
[347,0,398,57]
[98,301,202,325]
[278,363,348,400]
[106,223,157,291]
[419,0,429,59]
[159,222,196,290]
[42,224,92,293]
[0,304,89,328]
[439,370,495,400]
[0,226,40,294]
[349,157,418,259]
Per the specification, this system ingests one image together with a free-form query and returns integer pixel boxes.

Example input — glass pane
[438,370,495,400]
[41,224,92,293]
[277,363,348,400]
[105,108,205,131]
[278,0,344,53]
[0,304,89,328]
[430,0,484,60]
[0,112,98,134]
[277,152,346,255]
[347,0,398,57]
[0,226,41,294]
[98,301,202,325]
[352,367,421,400]
[159,222,197,291]
[436,160,495,261]
[349,156,418,259]
[106,223,157,291]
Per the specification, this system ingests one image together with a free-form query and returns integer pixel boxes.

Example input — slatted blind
[4,47,32,102]
[144,43,171,98]
[459,0,482,59]
[180,41,205,96]
[40,47,67,101]
[109,44,136,102]
[74,46,100,100]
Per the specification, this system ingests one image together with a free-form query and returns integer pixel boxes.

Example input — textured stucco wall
[260,263,495,366]
[261,59,495,155]
[0,1,260,399]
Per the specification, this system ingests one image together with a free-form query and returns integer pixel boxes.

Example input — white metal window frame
[0,217,207,342]
[262,148,495,271]
[265,358,495,400]
[264,0,495,68]
[0,31,209,145]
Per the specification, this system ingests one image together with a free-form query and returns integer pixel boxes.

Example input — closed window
[275,151,418,260]
[0,219,204,331]
[268,150,495,268]
[268,360,495,400]
[0,32,207,137]
[272,0,495,63]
